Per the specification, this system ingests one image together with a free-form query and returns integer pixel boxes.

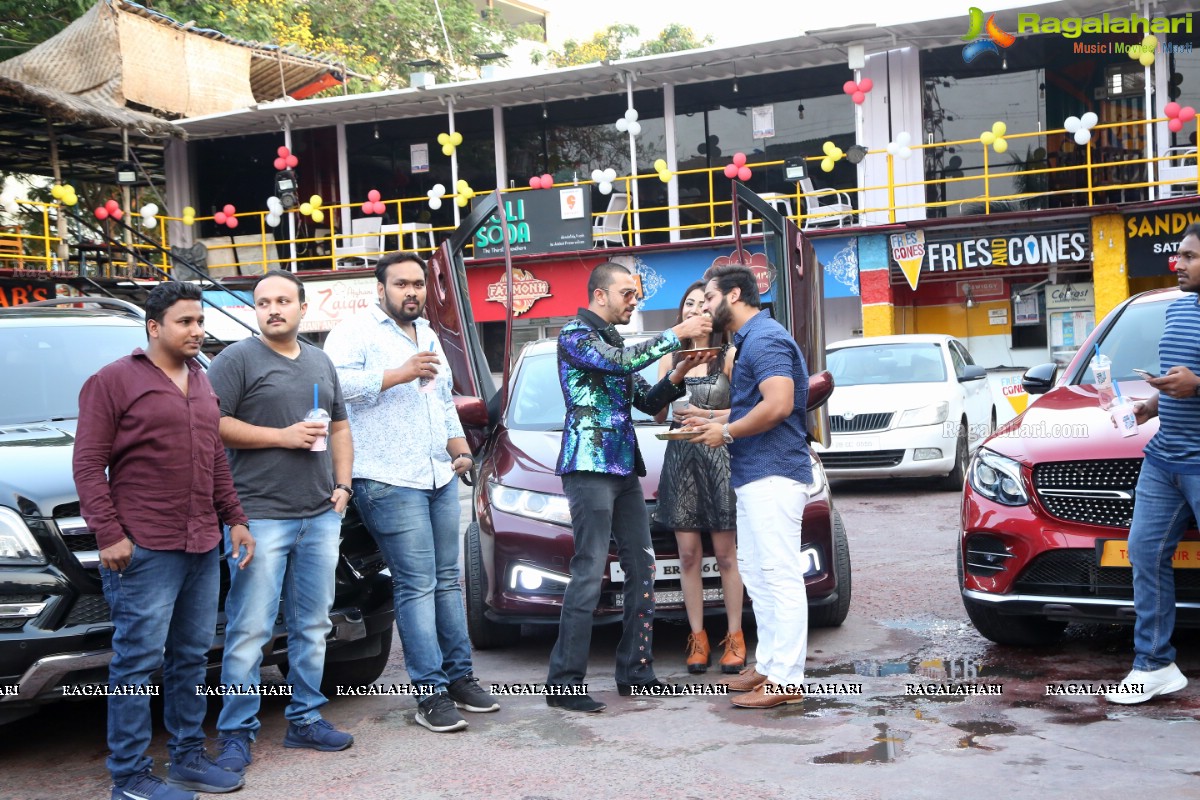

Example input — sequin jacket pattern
[556,309,684,477]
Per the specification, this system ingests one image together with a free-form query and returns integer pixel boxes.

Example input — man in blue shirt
[692,264,811,709]
[1105,224,1200,704]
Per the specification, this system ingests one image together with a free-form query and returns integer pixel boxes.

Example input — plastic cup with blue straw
[305,381,331,451]
[1090,343,1114,409]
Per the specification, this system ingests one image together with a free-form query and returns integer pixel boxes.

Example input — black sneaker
[546,692,606,713]
[415,691,468,732]
[283,719,354,751]
[447,673,500,712]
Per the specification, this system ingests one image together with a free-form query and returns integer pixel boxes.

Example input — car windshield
[507,351,662,431]
[1077,298,1171,384]
[0,322,146,425]
[827,343,947,386]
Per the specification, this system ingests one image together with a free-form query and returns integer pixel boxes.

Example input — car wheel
[940,420,968,491]
[809,510,851,627]
[318,626,393,694]
[464,520,521,649]
[956,542,1066,646]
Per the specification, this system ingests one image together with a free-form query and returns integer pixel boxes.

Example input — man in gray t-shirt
[206,270,356,776]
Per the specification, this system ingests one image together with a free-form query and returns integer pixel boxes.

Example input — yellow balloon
[437,133,450,145]
[1142,34,1157,48]
[457,179,469,190]
[312,209,325,223]
[1140,52,1154,66]
[442,144,454,156]
[981,132,995,146]
[653,159,667,172]
[833,147,844,159]
[450,132,463,146]
[821,157,835,173]
[183,206,195,218]
[455,195,469,207]
[994,138,1009,154]
[300,202,312,215]
[658,170,672,183]
[992,122,1007,137]
[309,195,322,207]
[822,141,836,156]
[63,194,77,206]
[51,185,64,200]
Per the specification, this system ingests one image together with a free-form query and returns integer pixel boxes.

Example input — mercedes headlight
[487,483,573,526]
[968,449,1029,506]
[0,507,47,565]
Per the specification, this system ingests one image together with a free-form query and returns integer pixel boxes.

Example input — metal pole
[1144,0,1157,200]
[284,122,298,267]
[449,97,460,227]
[626,73,641,246]
[46,123,68,266]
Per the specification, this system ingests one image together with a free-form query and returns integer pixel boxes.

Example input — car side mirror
[454,396,489,428]
[806,370,834,411]
[959,364,987,382]
[1022,362,1059,395]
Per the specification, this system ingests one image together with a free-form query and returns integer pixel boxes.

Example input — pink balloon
[1181,106,1197,123]
[214,212,227,225]
[1169,118,1184,133]
[1165,102,1181,118]
[529,176,540,188]
[111,208,123,221]
[277,146,289,158]
[286,155,298,168]
[223,204,236,216]
[541,173,553,187]
[853,91,866,105]
[368,189,381,202]
[274,157,286,170]
[723,164,738,179]
[733,152,747,167]
[859,78,873,93]
[226,216,238,229]
[105,199,119,212]
[738,166,752,182]
[374,201,386,215]
[843,80,858,95]
[362,201,373,213]
[94,207,108,220]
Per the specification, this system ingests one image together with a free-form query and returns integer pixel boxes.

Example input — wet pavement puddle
[812,722,910,764]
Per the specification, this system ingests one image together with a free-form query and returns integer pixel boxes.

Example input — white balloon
[591,169,604,183]
[142,217,158,229]
[899,147,913,160]
[628,121,641,136]
[616,118,629,132]
[887,142,899,155]
[430,183,446,197]
[428,197,442,210]
[266,214,280,227]
[624,108,639,122]
[603,168,617,182]
[1064,116,1081,132]
[142,203,158,216]
[598,181,613,195]
[1081,111,1098,128]
[1074,129,1092,145]
[897,132,911,146]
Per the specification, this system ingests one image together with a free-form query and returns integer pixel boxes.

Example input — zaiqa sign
[1123,207,1200,277]
[485,268,553,316]
[302,277,377,332]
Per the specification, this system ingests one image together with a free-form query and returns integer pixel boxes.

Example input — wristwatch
[721,424,734,445]
[334,483,354,498]
[453,453,474,464]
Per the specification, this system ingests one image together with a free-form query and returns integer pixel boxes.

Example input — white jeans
[735,475,809,686]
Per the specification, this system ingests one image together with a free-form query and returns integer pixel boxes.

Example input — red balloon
[214,212,227,225]
[277,146,289,158]
[223,204,236,216]
[529,176,540,188]
[111,208,124,221]
[94,207,109,220]
[362,201,373,213]
[286,155,298,168]
[368,189,381,202]
[105,199,119,212]
[274,157,286,170]
[733,152,747,167]
[859,78,873,93]
[1181,106,1197,123]
[843,80,858,95]
[738,166,752,182]
[541,173,553,188]
[226,216,238,229]
[723,164,738,179]
[372,201,386,215]
[1169,118,1184,133]
[1165,102,1181,118]
[853,91,866,104]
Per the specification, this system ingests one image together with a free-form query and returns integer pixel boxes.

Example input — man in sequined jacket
[545,261,713,712]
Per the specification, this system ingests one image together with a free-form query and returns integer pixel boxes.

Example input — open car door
[733,184,831,449]
[423,194,500,453]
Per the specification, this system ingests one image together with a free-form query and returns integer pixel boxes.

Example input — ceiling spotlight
[542,103,548,119]
[373,123,380,140]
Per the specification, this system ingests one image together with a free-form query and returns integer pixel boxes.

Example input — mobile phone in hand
[1131,368,1155,380]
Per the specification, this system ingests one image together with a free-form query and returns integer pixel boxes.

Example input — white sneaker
[1104,662,1188,704]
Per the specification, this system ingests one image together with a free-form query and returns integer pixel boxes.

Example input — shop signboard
[301,277,378,332]
[811,236,860,299]
[1123,207,1200,277]
[473,189,592,257]
[0,278,55,306]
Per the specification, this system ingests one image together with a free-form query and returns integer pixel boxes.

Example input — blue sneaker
[214,732,253,774]
[283,719,354,751]
[166,748,245,794]
[112,770,196,800]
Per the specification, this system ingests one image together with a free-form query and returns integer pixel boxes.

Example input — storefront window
[1166,45,1200,150]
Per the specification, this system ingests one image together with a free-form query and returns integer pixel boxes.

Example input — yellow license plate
[1099,540,1200,568]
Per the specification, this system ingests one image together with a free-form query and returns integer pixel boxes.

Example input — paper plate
[655,429,703,441]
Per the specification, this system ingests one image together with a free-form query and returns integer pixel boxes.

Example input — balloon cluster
[980,121,1009,154]
[820,141,845,173]
[590,168,618,195]
[94,199,124,221]
[362,189,386,215]
[437,132,463,156]
[529,173,555,190]
[50,183,78,206]
[1129,34,1157,67]
[843,78,874,105]
[265,197,284,227]
[273,146,299,171]
[1165,102,1197,133]
[299,195,325,223]
[615,109,641,137]
[182,206,196,225]
[213,203,239,229]
[1064,112,1099,145]
[653,159,672,184]
[454,179,475,208]
[139,203,159,229]
[427,184,447,210]
[886,132,914,160]
[723,152,752,181]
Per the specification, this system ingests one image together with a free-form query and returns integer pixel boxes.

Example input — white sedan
[813,334,996,489]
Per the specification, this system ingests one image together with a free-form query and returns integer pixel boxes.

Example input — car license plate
[831,436,880,451]
[609,556,719,582]
[613,587,724,608]
[1098,540,1200,568]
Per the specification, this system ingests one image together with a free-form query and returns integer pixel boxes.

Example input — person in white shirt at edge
[324,251,499,733]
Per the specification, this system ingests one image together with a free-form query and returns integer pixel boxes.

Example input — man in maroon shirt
[74,282,255,800]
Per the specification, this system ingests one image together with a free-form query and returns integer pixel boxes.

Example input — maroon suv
[960,287,1200,645]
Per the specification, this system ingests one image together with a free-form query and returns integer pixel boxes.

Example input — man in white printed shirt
[324,252,498,733]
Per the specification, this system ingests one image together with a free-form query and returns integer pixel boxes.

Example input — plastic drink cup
[1091,353,1114,409]
[306,407,331,451]
[419,342,437,394]
[1114,401,1138,438]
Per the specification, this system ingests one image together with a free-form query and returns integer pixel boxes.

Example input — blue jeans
[353,478,471,691]
[217,510,341,735]
[547,472,657,686]
[100,544,218,782]
[1128,459,1200,670]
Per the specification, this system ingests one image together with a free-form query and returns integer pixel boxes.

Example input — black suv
[0,298,394,723]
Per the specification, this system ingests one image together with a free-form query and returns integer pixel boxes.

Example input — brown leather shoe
[718,630,746,674]
[685,630,710,674]
[722,665,767,693]
[730,681,804,708]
